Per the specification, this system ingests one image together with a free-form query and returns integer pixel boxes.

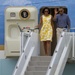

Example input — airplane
[0,0,75,75]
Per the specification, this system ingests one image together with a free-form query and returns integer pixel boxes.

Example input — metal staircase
[25,56,52,75]
[13,31,75,75]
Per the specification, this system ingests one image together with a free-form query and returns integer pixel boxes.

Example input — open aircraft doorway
[40,6,67,56]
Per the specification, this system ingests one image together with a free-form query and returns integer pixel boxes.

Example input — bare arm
[51,15,54,29]
[38,16,43,29]
[51,15,56,37]
[53,8,58,21]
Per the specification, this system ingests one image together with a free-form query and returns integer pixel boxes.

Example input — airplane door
[40,6,67,56]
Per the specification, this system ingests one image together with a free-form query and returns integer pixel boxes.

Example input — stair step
[27,66,48,71]
[29,61,50,66]
[31,56,52,61]
[25,71,46,75]
[25,56,51,75]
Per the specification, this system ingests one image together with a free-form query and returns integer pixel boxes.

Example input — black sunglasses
[44,11,49,12]
[59,10,63,12]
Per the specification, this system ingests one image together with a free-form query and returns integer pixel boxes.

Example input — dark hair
[59,7,64,10]
[42,7,50,14]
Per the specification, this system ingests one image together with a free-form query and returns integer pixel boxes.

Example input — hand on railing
[63,28,67,31]
[63,28,70,32]
[35,25,40,29]
[17,23,39,32]
[22,26,39,32]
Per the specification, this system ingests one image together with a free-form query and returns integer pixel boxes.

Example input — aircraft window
[10,12,16,17]
[19,9,30,20]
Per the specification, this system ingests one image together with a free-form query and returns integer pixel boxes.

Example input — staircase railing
[46,32,72,75]
[12,31,40,75]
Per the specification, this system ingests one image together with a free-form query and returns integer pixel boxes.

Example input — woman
[38,7,54,55]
